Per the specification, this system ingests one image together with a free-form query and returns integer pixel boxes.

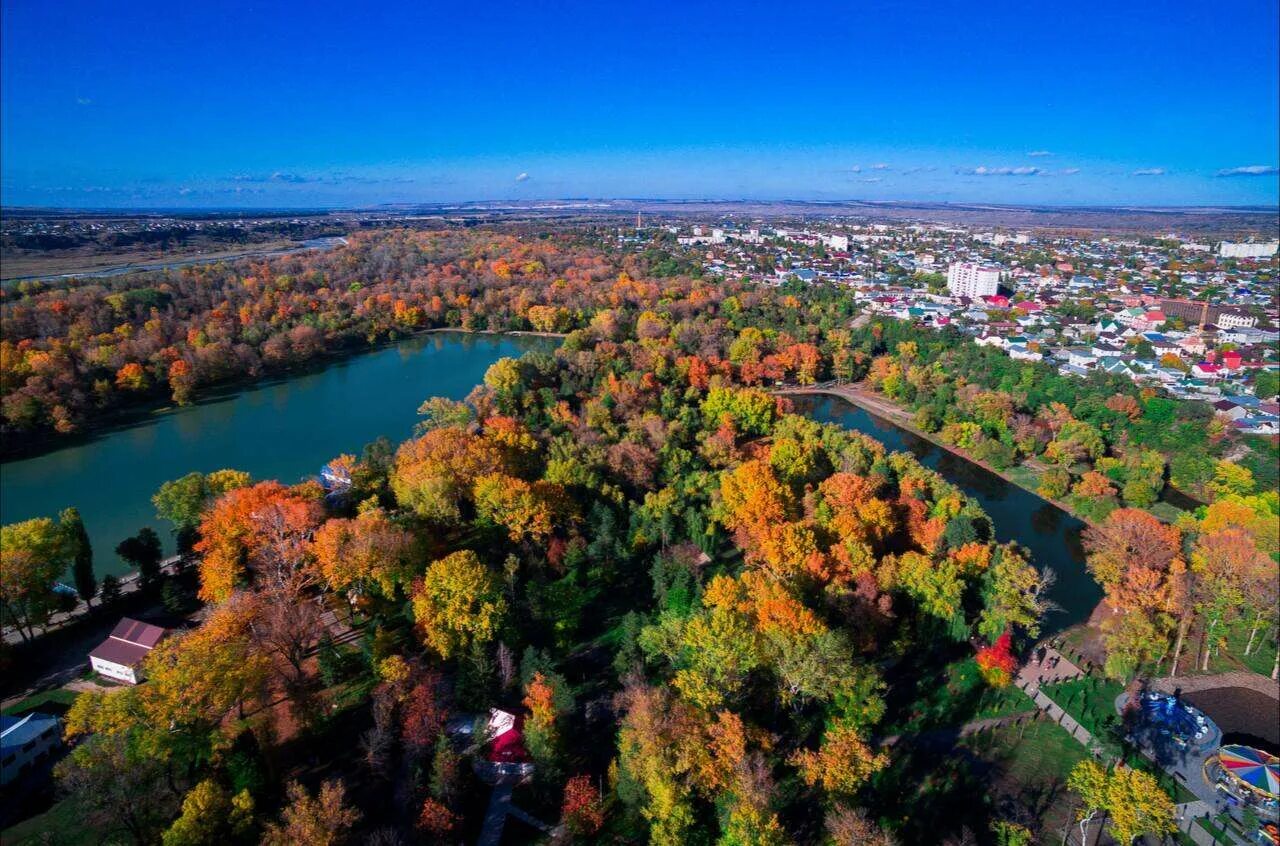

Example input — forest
[1,229,1275,845]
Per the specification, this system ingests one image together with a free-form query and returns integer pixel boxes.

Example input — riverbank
[0,326,567,461]
[779,382,1189,531]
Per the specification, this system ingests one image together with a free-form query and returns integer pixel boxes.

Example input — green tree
[116,528,164,591]
[153,470,251,532]
[61,506,96,607]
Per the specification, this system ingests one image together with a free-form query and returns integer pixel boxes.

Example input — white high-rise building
[1218,241,1278,259]
[946,262,1001,298]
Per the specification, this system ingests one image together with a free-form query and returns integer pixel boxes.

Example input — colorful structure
[1216,745,1280,799]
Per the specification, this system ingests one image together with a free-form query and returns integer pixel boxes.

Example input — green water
[0,332,555,577]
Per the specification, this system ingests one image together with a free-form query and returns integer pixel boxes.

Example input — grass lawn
[961,718,1090,844]
[1205,618,1278,678]
[1,688,78,717]
[966,716,1089,786]
[1040,675,1125,746]
[1144,501,1188,523]
[887,658,1034,736]
[0,799,101,846]
[1004,464,1041,492]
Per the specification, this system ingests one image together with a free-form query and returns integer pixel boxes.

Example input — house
[1212,400,1248,421]
[1191,362,1223,380]
[1,712,62,785]
[1008,344,1043,361]
[89,618,167,684]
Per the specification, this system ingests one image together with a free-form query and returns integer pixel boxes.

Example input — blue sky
[2,0,1277,208]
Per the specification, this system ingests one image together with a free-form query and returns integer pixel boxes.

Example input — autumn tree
[826,804,896,846]
[561,774,605,838]
[311,506,414,596]
[162,779,255,846]
[473,473,566,544]
[412,550,506,659]
[1067,761,1174,845]
[261,780,360,846]
[55,733,179,846]
[790,721,888,797]
[0,517,69,640]
[65,598,269,765]
[390,427,505,522]
[194,481,322,602]
[523,670,572,772]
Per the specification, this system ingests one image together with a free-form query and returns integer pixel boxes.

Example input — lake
[0,332,555,577]
[793,394,1102,633]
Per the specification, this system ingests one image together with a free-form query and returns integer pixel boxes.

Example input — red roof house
[89,618,167,684]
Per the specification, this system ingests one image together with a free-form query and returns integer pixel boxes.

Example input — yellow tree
[390,427,504,522]
[261,780,359,846]
[472,473,566,544]
[411,550,506,659]
[790,721,888,796]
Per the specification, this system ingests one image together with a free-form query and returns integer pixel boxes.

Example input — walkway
[1014,649,1109,760]
[473,763,554,846]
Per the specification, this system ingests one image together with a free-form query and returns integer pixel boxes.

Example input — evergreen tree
[61,507,96,607]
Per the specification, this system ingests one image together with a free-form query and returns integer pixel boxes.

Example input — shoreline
[0,326,567,462]
[779,382,1113,529]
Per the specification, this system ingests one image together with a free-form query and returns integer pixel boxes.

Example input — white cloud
[850,165,862,173]
[961,166,1042,176]
[75,97,92,106]
[1059,167,1081,175]
[515,172,530,182]
[870,162,890,170]
[1026,150,1052,157]
[1215,164,1278,177]
[1131,168,1166,176]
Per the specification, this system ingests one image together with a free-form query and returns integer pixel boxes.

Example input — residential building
[946,262,1001,298]
[1,712,62,785]
[89,618,168,684]
[1218,241,1278,259]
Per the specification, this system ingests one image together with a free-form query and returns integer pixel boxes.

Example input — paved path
[1017,647,1086,689]
[474,778,556,846]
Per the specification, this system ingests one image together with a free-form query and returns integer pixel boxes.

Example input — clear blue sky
[3,0,1277,208]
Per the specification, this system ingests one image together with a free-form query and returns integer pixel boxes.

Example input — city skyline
[2,0,1278,208]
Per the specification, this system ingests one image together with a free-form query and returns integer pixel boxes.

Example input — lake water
[793,394,1102,633]
[0,332,554,577]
